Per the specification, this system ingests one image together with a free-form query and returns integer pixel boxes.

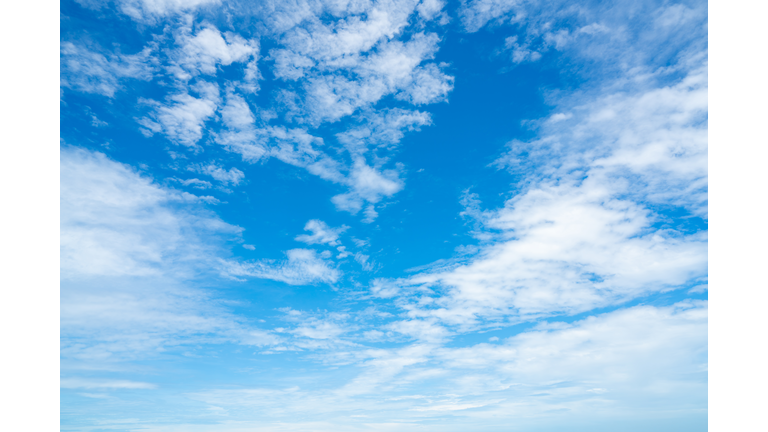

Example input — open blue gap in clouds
[60,0,708,430]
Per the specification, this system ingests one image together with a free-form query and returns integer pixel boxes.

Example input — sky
[59,0,708,430]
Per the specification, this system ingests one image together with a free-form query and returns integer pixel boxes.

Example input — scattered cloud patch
[295,219,348,246]
[223,249,340,285]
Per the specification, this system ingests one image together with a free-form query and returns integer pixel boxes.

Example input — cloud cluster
[368,63,707,331]
[86,4,452,220]
[59,0,707,428]
[61,147,240,279]
[353,0,709,335]
[169,24,259,83]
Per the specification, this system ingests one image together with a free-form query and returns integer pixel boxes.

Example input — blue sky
[60,0,708,430]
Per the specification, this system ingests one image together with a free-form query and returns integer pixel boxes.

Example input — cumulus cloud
[101,1,452,221]
[223,249,340,285]
[331,159,404,216]
[279,31,453,125]
[295,219,348,246]
[138,81,220,147]
[169,25,259,81]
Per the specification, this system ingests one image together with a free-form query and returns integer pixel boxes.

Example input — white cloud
[295,219,348,246]
[114,3,452,221]
[384,318,451,344]
[496,65,708,216]
[61,148,277,369]
[357,56,707,332]
[433,301,707,401]
[284,32,453,125]
[398,181,706,326]
[223,249,340,285]
[354,252,376,272]
[396,62,454,104]
[190,163,246,186]
[60,378,158,390]
[291,319,348,341]
[157,301,704,430]
[214,92,270,162]
[461,0,707,78]
[115,0,220,21]
[331,159,404,216]
[61,147,240,279]
[503,35,542,64]
[336,108,432,156]
[170,25,259,80]
[60,42,155,97]
[172,177,212,189]
[139,81,220,147]
[336,246,351,259]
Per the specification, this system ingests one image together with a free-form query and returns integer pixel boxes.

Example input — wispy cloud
[60,378,158,390]
[222,248,340,285]
[61,147,275,368]
[60,41,155,97]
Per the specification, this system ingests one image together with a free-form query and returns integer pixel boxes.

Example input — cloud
[223,249,340,285]
[372,7,709,327]
[295,219,348,246]
[111,0,221,21]
[170,25,259,81]
[432,301,707,401]
[61,147,240,279]
[354,253,376,272]
[392,179,706,326]
[61,147,276,368]
[60,378,158,390]
[59,2,707,429]
[172,177,213,189]
[214,92,270,162]
[461,0,707,79]
[495,64,708,216]
[173,301,705,428]
[189,163,246,186]
[280,31,453,125]
[291,317,348,341]
[331,159,404,216]
[336,108,432,156]
[61,42,155,97]
[94,2,452,222]
[138,81,220,147]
